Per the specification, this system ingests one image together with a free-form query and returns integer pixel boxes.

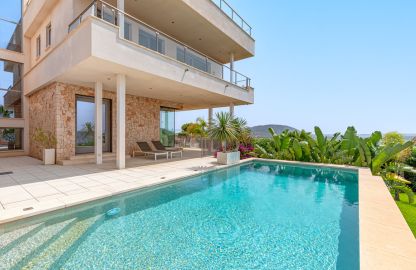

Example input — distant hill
[250,125,297,138]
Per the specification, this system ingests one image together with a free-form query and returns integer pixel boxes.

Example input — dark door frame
[75,95,112,154]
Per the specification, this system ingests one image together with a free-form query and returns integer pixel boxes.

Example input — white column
[208,107,214,152]
[229,52,234,83]
[116,74,126,169]
[95,82,103,165]
[208,108,213,127]
[117,0,125,38]
[229,103,234,118]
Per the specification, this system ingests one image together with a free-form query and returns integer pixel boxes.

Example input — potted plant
[33,128,57,165]
[208,112,241,165]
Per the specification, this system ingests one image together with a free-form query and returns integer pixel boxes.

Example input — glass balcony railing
[210,0,252,36]
[0,18,22,53]
[68,0,251,90]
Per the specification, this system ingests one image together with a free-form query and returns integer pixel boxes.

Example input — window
[0,128,23,151]
[176,47,210,73]
[46,23,51,48]
[124,22,132,41]
[0,59,23,118]
[139,29,165,54]
[36,35,41,57]
[160,107,175,147]
[0,0,22,52]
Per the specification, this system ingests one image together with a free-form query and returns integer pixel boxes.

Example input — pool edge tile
[358,169,416,270]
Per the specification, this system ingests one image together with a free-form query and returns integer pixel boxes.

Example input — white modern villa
[1,1,415,270]
[0,0,255,168]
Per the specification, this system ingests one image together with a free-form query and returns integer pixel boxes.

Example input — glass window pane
[160,107,175,147]
[0,60,22,118]
[0,0,22,52]
[139,29,165,54]
[76,99,95,148]
[124,22,131,41]
[0,127,22,151]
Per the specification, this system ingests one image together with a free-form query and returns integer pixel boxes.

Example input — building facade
[1,0,255,168]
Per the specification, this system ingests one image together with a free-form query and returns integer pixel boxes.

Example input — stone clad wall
[29,83,58,160]
[29,82,181,162]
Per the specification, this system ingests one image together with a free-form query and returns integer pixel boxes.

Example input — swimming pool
[0,161,359,269]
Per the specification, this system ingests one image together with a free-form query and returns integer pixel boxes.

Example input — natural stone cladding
[29,82,181,162]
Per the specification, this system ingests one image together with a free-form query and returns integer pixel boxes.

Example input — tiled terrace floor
[0,150,223,222]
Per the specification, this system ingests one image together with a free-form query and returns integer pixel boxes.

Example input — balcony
[210,0,252,36]
[69,0,252,90]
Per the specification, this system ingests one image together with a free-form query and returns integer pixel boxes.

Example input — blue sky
[177,0,416,134]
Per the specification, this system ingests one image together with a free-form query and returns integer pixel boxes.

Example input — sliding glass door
[75,96,111,154]
[160,107,175,147]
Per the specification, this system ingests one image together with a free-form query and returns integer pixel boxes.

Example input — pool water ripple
[0,162,359,270]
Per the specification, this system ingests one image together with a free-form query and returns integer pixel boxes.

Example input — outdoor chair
[151,141,183,159]
[133,141,168,160]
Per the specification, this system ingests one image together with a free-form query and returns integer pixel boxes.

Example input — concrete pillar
[23,95,30,155]
[229,103,234,118]
[208,107,214,152]
[117,0,125,38]
[116,74,126,169]
[229,52,234,84]
[208,108,213,127]
[95,81,103,165]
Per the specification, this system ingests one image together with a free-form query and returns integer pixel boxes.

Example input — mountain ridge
[250,124,297,138]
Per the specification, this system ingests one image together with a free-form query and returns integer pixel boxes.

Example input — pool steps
[0,215,102,269]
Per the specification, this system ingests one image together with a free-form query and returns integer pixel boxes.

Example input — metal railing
[211,0,252,36]
[68,0,251,89]
[0,18,22,52]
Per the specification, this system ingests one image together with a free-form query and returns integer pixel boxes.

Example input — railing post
[229,52,234,83]
[93,1,97,17]
[156,32,159,52]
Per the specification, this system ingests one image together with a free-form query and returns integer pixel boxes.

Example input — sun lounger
[133,141,168,160]
[151,141,183,159]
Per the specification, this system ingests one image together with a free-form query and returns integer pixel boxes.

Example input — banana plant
[308,127,341,163]
[371,141,414,174]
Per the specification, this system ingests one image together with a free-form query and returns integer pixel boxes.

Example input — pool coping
[1,158,415,269]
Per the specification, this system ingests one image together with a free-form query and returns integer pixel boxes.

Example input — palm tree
[208,112,238,152]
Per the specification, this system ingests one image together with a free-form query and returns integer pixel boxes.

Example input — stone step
[58,153,131,166]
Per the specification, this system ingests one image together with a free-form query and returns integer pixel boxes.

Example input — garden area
[180,113,416,236]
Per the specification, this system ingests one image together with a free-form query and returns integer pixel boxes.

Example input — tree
[382,132,405,146]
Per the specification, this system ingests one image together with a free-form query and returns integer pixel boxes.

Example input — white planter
[43,149,56,165]
[217,151,240,165]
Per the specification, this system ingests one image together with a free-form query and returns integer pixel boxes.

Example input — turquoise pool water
[0,162,359,269]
